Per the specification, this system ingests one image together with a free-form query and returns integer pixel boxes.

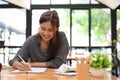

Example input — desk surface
[0,66,117,80]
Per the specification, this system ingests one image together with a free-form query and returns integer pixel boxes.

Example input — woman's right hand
[13,61,31,71]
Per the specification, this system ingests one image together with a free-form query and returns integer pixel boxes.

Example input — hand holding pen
[15,55,31,71]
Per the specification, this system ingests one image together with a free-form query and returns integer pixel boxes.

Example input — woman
[9,10,69,70]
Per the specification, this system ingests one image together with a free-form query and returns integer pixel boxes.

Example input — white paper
[54,71,76,76]
[54,64,76,76]
[55,64,76,73]
[12,67,47,73]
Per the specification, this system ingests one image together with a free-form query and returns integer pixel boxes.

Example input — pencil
[18,55,25,63]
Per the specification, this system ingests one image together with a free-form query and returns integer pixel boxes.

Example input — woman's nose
[44,30,49,35]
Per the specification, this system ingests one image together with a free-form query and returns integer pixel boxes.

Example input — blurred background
[0,0,120,77]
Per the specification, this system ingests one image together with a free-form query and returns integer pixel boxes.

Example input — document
[12,67,47,73]
[54,64,76,76]
[54,70,76,76]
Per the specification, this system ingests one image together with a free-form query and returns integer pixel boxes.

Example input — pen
[18,55,26,63]
[18,55,31,71]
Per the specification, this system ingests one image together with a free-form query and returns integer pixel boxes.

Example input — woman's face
[39,21,57,42]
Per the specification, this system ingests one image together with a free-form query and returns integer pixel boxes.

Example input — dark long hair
[39,10,61,60]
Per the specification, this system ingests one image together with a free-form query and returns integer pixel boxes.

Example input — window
[72,10,89,46]
[117,9,120,59]
[0,9,26,46]
[91,9,111,46]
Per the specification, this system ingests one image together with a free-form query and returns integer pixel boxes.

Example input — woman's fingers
[13,61,31,71]
[21,61,31,70]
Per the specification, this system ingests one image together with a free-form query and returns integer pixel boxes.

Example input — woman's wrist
[13,61,20,69]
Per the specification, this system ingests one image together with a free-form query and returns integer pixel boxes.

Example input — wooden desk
[0,66,117,80]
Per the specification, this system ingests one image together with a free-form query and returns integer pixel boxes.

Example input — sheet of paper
[12,67,47,73]
[54,70,76,76]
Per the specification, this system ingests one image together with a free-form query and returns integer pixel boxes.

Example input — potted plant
[89,51,113,77]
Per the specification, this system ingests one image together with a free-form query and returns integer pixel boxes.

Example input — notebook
[12,67,47,73]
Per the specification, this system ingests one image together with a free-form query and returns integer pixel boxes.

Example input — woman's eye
[41,28,45,30]
[48,29,54,32]
[40,27,54,32]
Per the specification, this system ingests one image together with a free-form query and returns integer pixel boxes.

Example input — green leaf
[90,52,113,69]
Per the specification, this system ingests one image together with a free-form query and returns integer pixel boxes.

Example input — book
[12,67,47,73]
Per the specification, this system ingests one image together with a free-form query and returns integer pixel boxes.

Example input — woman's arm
[12,61,31,71]
[9,36,32,66]
[30,62,46,67]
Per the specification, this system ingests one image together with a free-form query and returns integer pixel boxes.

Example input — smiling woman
[9,10,69,71]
